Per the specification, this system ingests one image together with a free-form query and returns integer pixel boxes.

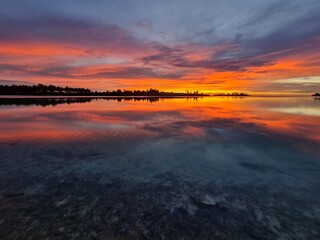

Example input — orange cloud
[0,35,320,94]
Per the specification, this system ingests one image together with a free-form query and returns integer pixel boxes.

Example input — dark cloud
[0,79,34,86]
[83,67,186,80]
[0,63,73,78]
[0,15,147,55]
[142,44,275,72]
[0,63,185,80]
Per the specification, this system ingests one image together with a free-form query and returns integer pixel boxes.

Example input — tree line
[212,92,249,96]
[0,84,208,96]
[0,84,91,95]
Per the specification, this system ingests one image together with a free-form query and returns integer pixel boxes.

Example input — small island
[0,84,209,97]
[312,93,320,96]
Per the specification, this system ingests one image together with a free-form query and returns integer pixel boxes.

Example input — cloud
[142,43,275,72]
[0,14,151,58]
[0,79,34,86]
[274,76,320,84]
[0,63,186,80]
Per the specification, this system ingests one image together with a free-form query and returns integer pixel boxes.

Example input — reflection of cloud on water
[270,107,320,116]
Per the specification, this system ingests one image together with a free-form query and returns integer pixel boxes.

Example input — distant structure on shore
[211,92,249,96]
[0,84,208,97]
[312,93,320,96]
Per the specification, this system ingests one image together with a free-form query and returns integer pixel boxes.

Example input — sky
[0,0,320,94]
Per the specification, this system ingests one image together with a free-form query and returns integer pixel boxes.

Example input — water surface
[0,97,319,239]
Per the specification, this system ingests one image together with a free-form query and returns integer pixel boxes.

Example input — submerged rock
[191,194,228,211]
[56,199,68,207]
[198,194,217,206]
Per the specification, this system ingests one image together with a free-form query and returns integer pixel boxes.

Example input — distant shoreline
[0,84,209,97]
[0,95,318,98]
[0,84,317,98]
[2,93,318,98]
[0,95,318,107]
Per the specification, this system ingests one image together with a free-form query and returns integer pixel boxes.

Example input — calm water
[0,97,319,239]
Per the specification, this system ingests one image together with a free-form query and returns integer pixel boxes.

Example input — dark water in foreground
[0,97,319,239]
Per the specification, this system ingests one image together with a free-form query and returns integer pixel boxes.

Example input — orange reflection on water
[0,97,319,144]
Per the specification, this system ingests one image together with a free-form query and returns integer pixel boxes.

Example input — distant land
[211,92,249,96]
[312,93,320,96]
[0,84,209,97]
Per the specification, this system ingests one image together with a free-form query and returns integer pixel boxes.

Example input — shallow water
[0,97,319,239]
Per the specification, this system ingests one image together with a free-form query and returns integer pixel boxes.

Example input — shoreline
[0,95,317,98]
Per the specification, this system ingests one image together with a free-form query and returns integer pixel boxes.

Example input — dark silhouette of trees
[211,92,249,96]
[312,93,320,96]
[0,84,91,95]
[0,84,209,97]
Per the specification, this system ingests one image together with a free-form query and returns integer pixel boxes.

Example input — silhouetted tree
[0,84,208,97]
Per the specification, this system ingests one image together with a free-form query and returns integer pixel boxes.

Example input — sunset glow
[0,1,319,94]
